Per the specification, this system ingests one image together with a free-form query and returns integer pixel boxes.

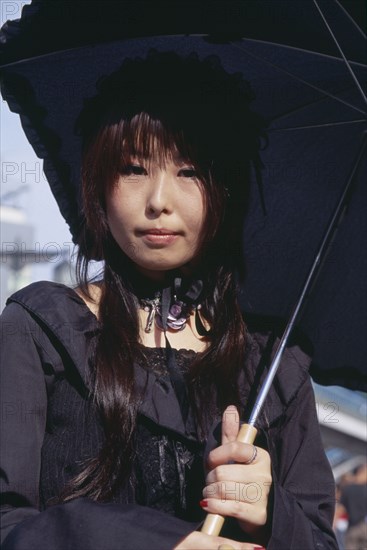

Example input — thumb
[221,405,239,444]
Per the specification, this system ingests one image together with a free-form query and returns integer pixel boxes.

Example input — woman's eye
[120,164,147,176]
[178,168,198,178]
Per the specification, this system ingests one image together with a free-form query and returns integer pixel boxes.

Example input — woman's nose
[146,170,173,216]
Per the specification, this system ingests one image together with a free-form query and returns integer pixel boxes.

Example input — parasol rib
[230,41,366,116]
[270,119,366,131]
[335,0,367,39]
[313,0,367,107]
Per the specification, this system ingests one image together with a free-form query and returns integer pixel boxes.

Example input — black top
[39,344,205,520]
[0,281,338,550]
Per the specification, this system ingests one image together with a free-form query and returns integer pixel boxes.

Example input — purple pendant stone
[170,303,182,317]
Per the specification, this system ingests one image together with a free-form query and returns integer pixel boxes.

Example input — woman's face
[106,152,206,279]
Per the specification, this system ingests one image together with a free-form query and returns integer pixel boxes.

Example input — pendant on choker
[140,292,198,333]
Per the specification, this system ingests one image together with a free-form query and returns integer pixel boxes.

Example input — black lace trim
[138,346,197,378]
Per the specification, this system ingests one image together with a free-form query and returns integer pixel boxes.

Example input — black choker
[140,292,200,332]
[138,277,205,333]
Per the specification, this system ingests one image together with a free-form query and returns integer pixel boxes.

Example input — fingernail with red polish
[199,499,208,508]
[253,546,266,549]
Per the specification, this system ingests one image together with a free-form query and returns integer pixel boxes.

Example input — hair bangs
[113,112,208,180]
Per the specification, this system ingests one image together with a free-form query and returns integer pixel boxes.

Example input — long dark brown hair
[61,50,266,502]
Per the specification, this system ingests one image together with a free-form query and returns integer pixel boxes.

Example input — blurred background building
[315,384,366,480]
[1,203,34,308]
[0,203,75,311]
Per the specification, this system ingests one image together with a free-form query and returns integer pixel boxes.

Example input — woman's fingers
[199,497,268,528]
[205,458,270,487]
[202,405,271,536]
[203,438,272,530]
[207,441,268,470]
[173,530,265,549]
[203,476,269,502]
[221,405,240,445]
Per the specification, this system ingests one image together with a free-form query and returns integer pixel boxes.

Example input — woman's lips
[138,229,180,246]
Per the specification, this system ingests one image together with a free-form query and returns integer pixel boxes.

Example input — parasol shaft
[201,134,366,537]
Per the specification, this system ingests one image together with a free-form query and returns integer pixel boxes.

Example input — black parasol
[0,0,366,391]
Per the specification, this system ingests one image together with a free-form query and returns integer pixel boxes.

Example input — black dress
[0,282,338,549]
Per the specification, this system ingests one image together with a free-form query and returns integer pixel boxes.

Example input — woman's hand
[173,530,265,549]
[201,406,272,537]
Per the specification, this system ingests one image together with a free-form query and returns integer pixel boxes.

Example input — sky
[1,1,76,283]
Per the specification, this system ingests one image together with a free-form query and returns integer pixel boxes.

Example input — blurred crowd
[333,463,367,550]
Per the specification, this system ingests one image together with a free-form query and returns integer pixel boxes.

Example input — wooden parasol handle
[200,423,258,536]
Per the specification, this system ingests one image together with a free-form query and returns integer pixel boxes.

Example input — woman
[0,51,337,549]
